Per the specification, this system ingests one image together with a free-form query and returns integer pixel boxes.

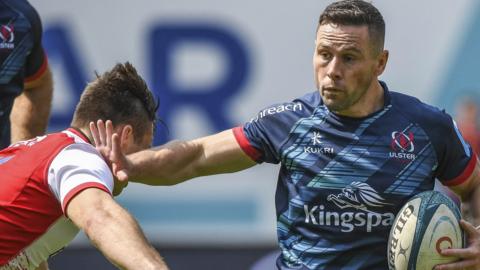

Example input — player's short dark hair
[71,62,158,143]
[318,0,385,54]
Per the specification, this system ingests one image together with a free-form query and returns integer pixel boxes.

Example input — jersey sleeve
[23,2,48,83]
[435,115,477,187]
[47,143,114,214]
[233,102,305,164]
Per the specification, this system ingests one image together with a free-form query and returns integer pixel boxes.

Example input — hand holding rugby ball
[387,191,464,270]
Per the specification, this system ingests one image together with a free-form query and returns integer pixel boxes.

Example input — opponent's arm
[10,66,53,143]
[129,129,256,185]
[67,188,168,270]
[90,120,257,186]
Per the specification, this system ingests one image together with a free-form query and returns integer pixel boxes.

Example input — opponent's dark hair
[318,0,385,54]
[71,62,158,143]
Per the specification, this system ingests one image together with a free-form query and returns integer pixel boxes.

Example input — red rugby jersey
[0,128,113,269]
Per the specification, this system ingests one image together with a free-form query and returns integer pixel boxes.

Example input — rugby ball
[387,191,464,270]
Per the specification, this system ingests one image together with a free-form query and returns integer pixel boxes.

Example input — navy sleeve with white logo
[0,0,48,148]
[22,0,47,80]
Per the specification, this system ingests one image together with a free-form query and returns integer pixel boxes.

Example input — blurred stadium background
[29,0,480,269]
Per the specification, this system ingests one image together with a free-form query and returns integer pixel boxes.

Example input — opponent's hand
[434,220,480,270]
[89,120,131,184]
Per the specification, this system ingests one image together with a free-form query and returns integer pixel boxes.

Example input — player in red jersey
[0,63,168,270]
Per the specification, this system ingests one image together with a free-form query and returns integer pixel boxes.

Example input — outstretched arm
[10,66,53,143]
[67,188,168,270]
[90,120,257,185]
[131,129,256,185]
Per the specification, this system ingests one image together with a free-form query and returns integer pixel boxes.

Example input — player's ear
[119,124,134,152]
[375,49,389,76]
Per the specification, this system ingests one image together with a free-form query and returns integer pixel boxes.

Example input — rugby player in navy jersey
[91,1,480,269]
[0,0,53,149]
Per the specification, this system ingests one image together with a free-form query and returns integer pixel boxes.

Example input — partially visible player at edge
[91,1,480,269]
[0,63,168,270]
[0,0,53,149]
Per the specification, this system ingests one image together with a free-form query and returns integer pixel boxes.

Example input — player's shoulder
[389,89,452,130]
[41,129,82,146]
[3,0,40,17]
[48,129,107,169]
[248,90,319,123]
[10,129,91,155]
[296,90,322,108]
[2,0,42,30]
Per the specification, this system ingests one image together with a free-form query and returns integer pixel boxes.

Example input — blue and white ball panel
[388,191,464,270]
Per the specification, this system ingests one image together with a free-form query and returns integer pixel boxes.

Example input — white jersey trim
[47,132,114,212]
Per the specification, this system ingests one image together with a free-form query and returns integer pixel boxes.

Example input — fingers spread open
[89,121,100,147]
[97,119,106,146]
[111,133,121,161]
[105,120,113,149]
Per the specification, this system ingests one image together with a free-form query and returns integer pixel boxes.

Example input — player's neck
[75,126,94,145]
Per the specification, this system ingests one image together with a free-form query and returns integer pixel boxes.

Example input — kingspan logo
[304,182,395,232]
[303,131,334,155]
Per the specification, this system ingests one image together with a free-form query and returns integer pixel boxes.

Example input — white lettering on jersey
[250,103,303,122]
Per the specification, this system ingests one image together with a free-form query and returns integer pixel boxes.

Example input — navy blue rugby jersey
[233,81,477,270]
[0,0,48,148]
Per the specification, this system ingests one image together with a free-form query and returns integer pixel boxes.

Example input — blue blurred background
[30,0,480,269]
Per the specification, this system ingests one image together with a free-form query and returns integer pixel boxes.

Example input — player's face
[313,23,385,116]
[125,123,154,154]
